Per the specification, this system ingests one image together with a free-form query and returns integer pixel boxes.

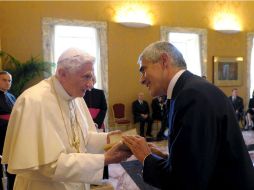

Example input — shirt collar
[52,75,74,101]
[167,70,186,99]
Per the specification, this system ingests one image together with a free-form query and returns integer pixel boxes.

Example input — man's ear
[160,53,170,68]
[58,68,67,80]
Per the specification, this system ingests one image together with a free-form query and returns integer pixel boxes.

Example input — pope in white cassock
[1,48,131,190]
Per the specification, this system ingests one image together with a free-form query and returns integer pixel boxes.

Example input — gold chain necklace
[51,78,81,153]
[69,101,81,152]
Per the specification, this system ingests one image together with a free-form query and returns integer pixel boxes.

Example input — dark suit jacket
[143,71,254,190]
[248,98,254,109]
[132,100,150,123]
[247,98,254,115]
[0,91,16,154]
[229,95,244,113]
[151,97,166,121]
[83,88,107,129]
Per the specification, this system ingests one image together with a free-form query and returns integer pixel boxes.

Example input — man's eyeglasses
[83,72,94,82]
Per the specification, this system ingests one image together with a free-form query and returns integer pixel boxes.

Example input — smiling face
[139,58,168,97]
[59,62,94,97]
[138,41,186,97]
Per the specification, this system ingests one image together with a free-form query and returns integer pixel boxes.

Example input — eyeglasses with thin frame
[83,72,94,82]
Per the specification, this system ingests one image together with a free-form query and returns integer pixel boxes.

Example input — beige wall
[0,1,253,124]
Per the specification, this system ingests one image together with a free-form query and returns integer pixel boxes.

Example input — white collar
[167,70,185,99]
[52,76,74,101]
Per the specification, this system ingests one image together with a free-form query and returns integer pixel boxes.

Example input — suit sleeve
[132,101,139,121]
[239,97,244,112]
[151,100,156,119]
[132,101,136,115]
[145,101,150,115]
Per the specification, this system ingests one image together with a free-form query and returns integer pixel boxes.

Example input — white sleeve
[86,132,108,154]
[38,152,105,184]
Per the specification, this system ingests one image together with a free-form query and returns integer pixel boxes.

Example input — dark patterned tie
[166,99,171,112]
[167,99,175,136]
[163,99,171,137]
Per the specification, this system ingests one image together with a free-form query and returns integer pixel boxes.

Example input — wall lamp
[114,4,153,28]
[214,12,241,34]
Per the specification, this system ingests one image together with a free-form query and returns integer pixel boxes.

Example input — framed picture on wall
[213,56,243,86]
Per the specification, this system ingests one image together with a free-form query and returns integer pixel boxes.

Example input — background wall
[0,1,253,126]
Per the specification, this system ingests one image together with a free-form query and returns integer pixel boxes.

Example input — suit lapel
[168,71,193,150]
[171,70,192,99]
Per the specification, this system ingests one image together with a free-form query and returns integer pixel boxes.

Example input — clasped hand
[104,141,132,165]
[104,130,132,165]
[122,135,168,163]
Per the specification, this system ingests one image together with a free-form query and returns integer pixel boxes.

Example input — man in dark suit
[229,88,244,122]
[245,90,254,130]
[0,71,16,190]
[83,76,107,131]
[123,41,254,190]
[151,96,167,140]
[132,92,153,137]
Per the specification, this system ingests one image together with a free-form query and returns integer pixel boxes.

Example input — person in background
[84,75,107,132]
[123,41,254,190]
[151,95,167,140]
[132,92,153,137]
[1,48,131,190]
[245,90,254,130]
[201,75,207,80]
[83,75,109,179]
[0,71,16,190]
[229,88,244,123]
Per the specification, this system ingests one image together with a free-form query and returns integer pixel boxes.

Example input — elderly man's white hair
[56,48,95,74]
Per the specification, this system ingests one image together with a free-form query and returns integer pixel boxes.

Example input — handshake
[104,129,136,151]
[104,129,168,165]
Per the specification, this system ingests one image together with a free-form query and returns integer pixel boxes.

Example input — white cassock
[2,76,108,190]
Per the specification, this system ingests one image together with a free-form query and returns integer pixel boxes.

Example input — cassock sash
[0,114,10,120]
[88,108,105,129]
